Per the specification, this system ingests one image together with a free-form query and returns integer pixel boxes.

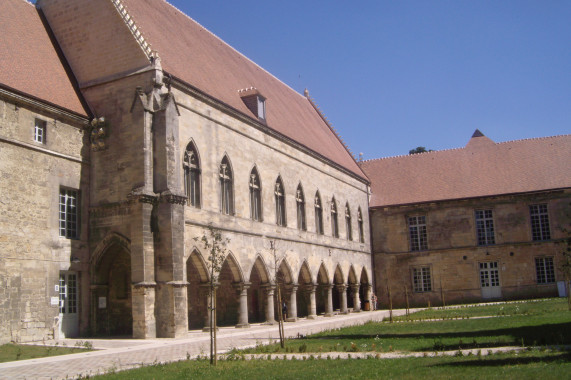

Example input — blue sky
[171,1,569,159]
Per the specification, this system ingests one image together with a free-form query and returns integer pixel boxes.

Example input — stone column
[307,284,317,319]
[132,283,156,338]
[234,282,250,328]
[325,284,334,317]
[366,285,373,310]
[352,284,361,312]
[287,284,298,322]
[338,284,348,314]
[264,285,277,325]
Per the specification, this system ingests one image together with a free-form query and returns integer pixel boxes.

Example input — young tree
[194,225,229,365]
[270,240,286,348]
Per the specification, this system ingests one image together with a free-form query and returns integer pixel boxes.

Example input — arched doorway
[296,261,312,318]
[347,266,358,310]
[248,256,270,323]
[360,268,370,310]
[187,250,209,330]
[333,265,344,312]
[92,241,132,336]
[216,253,242,326]
[316,264,329,315]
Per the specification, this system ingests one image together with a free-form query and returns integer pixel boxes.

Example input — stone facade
[371,189,571,308]
[0,89,90,343]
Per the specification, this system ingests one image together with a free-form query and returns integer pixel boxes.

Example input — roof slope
[0,0,88,116]
[120,0,365,179]
[360,132,571,207]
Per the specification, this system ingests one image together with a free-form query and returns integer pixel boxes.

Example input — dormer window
[239,87,266,121]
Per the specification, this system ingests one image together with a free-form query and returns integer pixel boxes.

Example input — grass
[0,341,93,363]
[96,350,571,380]
[242,298,571,354]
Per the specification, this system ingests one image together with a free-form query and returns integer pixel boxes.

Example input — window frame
[275,176,286,226]
[535,256,555,284]
[475,209,495,246]
[183,142,201,208]
[59,188,79,239]
[331,197,339,238]
[219,156,234,215]
[315,192,324,235]
[358,208,365,243]
[411,266,432,293]
[408,215,428,251]
[530,204,551,241]
[34,118,46,144]
[249,167,262,221]
[345,203,352,241]
[296,184,306,231]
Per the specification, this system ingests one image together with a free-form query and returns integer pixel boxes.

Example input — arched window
[315,191,323,235]
[358,207,364,243]
[345,203,352,241]
[331,197,339,238]
[249,167,262,221]
[296,183,306,231]
[219,156,234,215]
[183,142,200,208]
[275,176,286,226]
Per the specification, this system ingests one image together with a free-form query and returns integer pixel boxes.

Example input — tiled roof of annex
[119,0,365,180]
[0,0,88,116]
[360,131,571,208]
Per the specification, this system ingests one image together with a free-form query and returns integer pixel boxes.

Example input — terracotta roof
[119,0,365,179]
[360,132,571,207]
[0,0,88,116]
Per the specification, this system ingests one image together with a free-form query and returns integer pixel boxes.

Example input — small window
[331,197,339,238]
[219,156,234,215]
[315,192,324,235]
[530,204,550,241]
[408,215,428,251]
[535,257,555,284]
[358,208,364,243]
[34,119,46,144]
[257,96,266,120]
[249,168,262,221]
[275,177,286,226]
[475,209,495,245]
[412,266,432,292]
[59,188,79,239]
[296,184,306,231]
[345,203,352,241]
[183,142,201,208]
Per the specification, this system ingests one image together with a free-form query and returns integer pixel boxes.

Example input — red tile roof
[120,0,365,180]
[360,132,571,208]
[0,0,88,116]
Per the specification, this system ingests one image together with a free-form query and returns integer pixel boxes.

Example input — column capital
[233,282,251,292]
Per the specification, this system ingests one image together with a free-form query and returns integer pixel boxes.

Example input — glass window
[296,184,306,231]
[219,156,234,215]
[475,209,495,245]
[315,192,323,235]
[183,142,201,208]
[412,267,432,292]
[331,198,339,238]
[535,257,555,284]
[34,119,46,144]
[249,168,262,221]
[59,188,78,239]
[358,208,364,243]
[530,204,550,241]
[408,215,427,251]
[345,203,352,241]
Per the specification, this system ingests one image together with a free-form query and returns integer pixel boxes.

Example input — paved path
[0,310,406,379]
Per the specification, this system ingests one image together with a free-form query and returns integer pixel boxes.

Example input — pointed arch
[90,232,130,273]
[331,196,339,238]
[348,265,358,285]
[183,140,201,208]
[275,175,286,226]
[187,248,209,283]
[360,267,370,285]
[345,202,352,241]
[317,262,330,284]
[314,191,324,235]
[297,260,312,284]
[277,258,294,285]
[221,251,243,282]
[333,264,344,285]
[295,182,306,231]
[250,255,270,284]
[249,166,262,221]
[219,154,234,215]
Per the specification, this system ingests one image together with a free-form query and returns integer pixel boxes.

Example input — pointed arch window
[275,177,286,226]
[296,184,306,231]
[219,156,234,215]
[183,142,201,208]
[315,192,324,235]
[358,208,365,243]
[331,197,339,238]
[345,203,352,241]
[249,168,262,221]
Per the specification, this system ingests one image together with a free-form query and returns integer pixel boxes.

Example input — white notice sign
[98,297,107,309]
[50,297,59,306]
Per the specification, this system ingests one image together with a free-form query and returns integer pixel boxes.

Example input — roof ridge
[361,146,464,163]
[496,134,571,145]
[162,0,307,100]
[111,0,153,58]
[305,93,359,162]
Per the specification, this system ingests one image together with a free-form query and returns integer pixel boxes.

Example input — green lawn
[0,341,93,363]
[96,350,571,380]
[93,298,571,379]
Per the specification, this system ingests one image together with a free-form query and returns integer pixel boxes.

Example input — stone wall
[372,190,571,308]
[0,93,89,344]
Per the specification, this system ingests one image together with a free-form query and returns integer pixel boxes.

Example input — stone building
[0,0,372,343]
[361,131,571,308]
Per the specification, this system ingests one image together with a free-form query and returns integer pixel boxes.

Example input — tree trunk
[277,285,285,348]
[213,288,217,366]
